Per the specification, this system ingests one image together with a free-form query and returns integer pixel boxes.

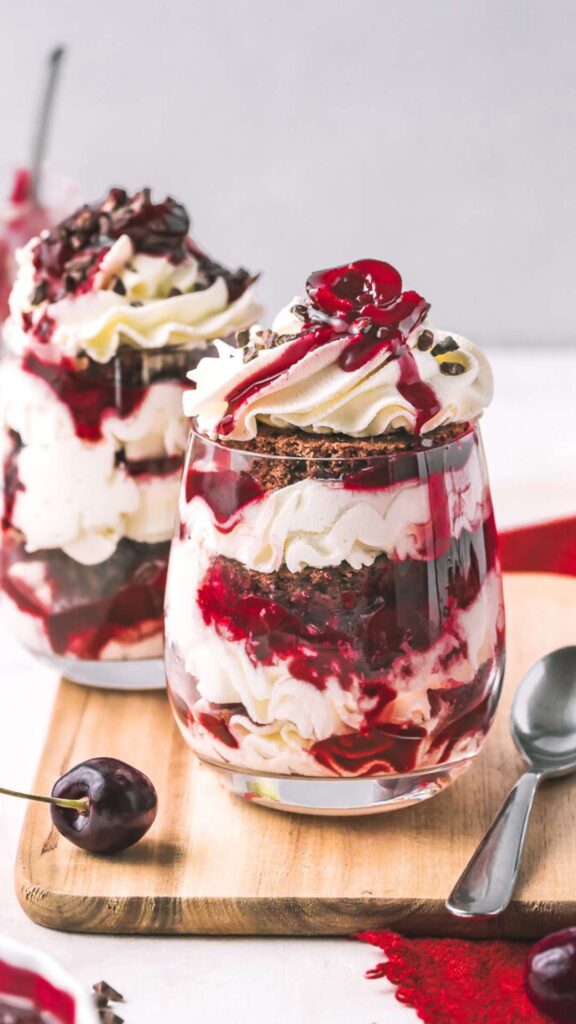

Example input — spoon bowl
[512,645,576,776]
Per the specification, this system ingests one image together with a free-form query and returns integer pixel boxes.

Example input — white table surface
[0,348,574,1024]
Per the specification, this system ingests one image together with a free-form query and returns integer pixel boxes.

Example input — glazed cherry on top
[306,258,429,331]
[305,260,431,371]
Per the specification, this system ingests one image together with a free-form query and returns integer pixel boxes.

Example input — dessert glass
[0,186,260,689]
[0,935,97,1024]
[165,421,505,815]
[0,342,203,688]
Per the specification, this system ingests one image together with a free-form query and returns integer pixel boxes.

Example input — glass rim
[190,419,479,464]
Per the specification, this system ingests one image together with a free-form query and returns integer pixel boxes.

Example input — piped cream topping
[184,301,493,440]
[7,236,261,363]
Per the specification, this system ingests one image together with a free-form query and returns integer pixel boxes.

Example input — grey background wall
[1,0,575,346]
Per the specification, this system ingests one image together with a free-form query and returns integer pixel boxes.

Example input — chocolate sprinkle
[431,335,459,357]
[291,303,310,319]
[98,1011,124,1024]
[241,328,283,364]
[416,329,434,351]
[236,328,251,348]
[93,981,124,1003]
[439,360,466,376]
[30,281,48,305]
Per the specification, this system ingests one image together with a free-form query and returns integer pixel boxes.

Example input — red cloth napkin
[358,932,546,1023]
[499,516,576,576]
[359,517,576,1021]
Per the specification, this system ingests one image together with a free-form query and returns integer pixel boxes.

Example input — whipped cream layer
[8,238,261,364]
[180,453,488,573]
[2,363,187,563]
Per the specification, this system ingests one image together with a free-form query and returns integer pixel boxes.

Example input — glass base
[37,654,166,690]
[212,757,474,816]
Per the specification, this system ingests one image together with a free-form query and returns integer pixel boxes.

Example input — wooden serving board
[16,573,576,938]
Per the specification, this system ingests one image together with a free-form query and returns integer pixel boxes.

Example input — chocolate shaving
[416,329,434,351]
[431,335,459,357]
[291,303,310,319]
[439,360,466,376]
[195,260,256,303]
[98,1011,124,1024]
[241,328,283,364]
[93,981,125,1002]
[235,328,251,348]
[30,281,48,305]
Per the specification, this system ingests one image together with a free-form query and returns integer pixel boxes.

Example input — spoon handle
[446,771,541,918]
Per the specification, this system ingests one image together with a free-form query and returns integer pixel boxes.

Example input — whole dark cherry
[524,928,576,1021]
[50,757,158,854]
[0,757,157,855]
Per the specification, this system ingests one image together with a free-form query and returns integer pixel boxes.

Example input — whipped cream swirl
[185,259,493,440]
[6,188,262,363]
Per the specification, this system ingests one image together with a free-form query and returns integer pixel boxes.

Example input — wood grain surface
[15,573,576,937]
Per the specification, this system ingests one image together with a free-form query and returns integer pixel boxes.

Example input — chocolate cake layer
[213,420,470,458]
[192,421,474,492]
[196,518,497,677]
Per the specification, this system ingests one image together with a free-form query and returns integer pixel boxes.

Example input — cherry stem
[0,785,89,814]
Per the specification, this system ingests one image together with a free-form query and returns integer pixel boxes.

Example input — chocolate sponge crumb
[223,421,468,458]
[216,422,471,490]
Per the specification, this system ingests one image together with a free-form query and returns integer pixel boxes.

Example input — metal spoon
[29,46,66,205]
[446,645,576,918]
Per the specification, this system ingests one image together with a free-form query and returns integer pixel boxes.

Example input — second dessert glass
[2,344,199,686]
[0,187,260,687]
[165,421,505,814]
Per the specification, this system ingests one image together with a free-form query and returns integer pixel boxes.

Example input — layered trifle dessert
[165,259,505,803]
[0,187,260,674]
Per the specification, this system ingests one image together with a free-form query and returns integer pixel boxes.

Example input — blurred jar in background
[0,934,98,1023]
[0,186,261,687]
